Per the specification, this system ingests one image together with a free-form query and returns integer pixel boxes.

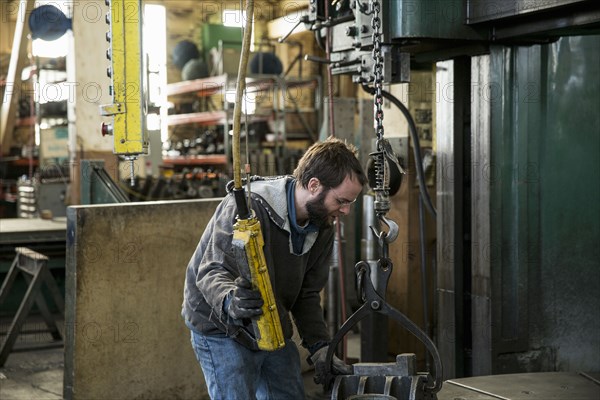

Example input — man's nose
[339,204,351,215]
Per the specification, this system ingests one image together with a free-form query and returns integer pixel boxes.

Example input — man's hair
[293,136,367,189]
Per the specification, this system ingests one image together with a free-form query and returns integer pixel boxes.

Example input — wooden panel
[65,199,222,400]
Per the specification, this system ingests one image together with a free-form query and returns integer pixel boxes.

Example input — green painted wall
[489,35,600,373]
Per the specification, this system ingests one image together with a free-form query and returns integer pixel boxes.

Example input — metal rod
[446,381,512,400]
[129,158,135,186]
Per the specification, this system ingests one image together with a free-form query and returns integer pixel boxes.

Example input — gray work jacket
[181,176,333,350]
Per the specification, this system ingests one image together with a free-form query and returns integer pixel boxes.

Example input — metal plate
[438,372,600,400]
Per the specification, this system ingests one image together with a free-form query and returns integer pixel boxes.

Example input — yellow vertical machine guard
[232,217,285,351]
[100,0,148,156]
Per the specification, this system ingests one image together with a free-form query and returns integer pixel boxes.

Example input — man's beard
[305,190,332,228]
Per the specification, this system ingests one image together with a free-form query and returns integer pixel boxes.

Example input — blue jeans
[189,329,305,400]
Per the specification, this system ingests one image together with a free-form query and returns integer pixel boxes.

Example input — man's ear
[308,177,320,194]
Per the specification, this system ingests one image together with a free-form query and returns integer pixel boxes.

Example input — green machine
[305,0,600,81]
[295,0,600,397]
[201,24,242,76]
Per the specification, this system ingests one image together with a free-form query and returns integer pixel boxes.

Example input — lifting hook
[369,214,399,246]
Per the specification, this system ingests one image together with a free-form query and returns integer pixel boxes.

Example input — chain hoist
[368,0,401,243]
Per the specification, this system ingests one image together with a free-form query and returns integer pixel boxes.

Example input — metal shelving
[165,73,322,175]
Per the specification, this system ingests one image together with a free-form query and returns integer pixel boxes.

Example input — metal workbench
[438,372,600,400]
[0,217,67,245]
[0,217,67,273]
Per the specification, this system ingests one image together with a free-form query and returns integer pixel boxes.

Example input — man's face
[305,176,364,227]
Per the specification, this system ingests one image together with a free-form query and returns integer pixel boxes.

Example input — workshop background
[0,0,599,399]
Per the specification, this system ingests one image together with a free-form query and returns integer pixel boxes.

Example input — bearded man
[182,136,367,399]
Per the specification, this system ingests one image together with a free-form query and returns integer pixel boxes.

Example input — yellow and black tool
[232,216,285,351]
[100,0,148,185]
[230,0,284,351]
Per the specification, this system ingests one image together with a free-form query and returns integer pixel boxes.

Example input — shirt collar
[287,179,319,233]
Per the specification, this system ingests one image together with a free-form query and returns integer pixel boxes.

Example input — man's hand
[226,276,264,320]
[310,345,352,384]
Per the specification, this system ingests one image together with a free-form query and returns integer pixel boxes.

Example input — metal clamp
[322,249,444,394]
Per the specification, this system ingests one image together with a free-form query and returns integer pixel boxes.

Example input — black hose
[361,84,437,218]
[233,188,250,219]
[418,195,431,372]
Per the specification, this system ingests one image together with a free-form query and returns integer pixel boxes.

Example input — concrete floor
[0,347,63,400]
[3,324,598,400]
[0,316,357,400]
[0,315,64,400]
[0,346,330,400]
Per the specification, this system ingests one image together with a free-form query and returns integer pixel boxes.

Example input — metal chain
[369,0,397,228]
[371,0,384,142]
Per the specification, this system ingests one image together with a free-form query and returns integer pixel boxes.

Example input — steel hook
[377,215,399,243]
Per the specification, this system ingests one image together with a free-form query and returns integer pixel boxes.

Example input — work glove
[310,345,353,385]
[226,276,264,321]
